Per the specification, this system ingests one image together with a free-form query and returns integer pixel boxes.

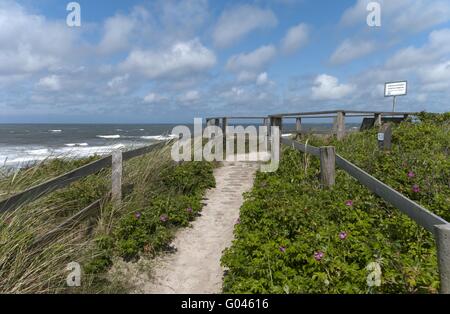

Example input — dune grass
[0,141,216,293]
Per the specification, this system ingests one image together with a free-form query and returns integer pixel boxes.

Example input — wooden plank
[335,154,448,234]
[31,199,102,249]
[320,147,336,187]
[281,138,320,157]
[0,156,112,213]
[122,141,167,161]
[271,110,416,117]
[0,141,168,213]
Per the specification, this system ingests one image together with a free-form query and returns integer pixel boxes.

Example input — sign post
[384,81,407,112]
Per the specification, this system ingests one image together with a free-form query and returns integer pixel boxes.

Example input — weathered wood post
[378,123,392,151]
[374,113,382,127]
[319,146,335,187]
[296,117,302,134]
[336,111,346,140]
[270,116,282,158]
[111,150,123,209]
[435,224,450,294]
[222,118,228,155]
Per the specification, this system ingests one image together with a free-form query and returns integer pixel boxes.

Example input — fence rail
[0,141,167,213]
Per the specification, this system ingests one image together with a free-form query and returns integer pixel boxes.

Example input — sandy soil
[123,160,259,294]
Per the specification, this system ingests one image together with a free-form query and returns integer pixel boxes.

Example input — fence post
[112,150,123,209]
[435,224,450,294]
[319,146,335,187]
[296,117,302,134]
[336,111,346,140]
[378,123,392,151]
[374,113,382,127]
[270,116,282,157]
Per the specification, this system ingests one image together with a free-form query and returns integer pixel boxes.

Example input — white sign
[377,133,384,141]
[384,81,407,97]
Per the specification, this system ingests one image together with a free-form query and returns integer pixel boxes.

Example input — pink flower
[279,246,286,253]
[407,171,415,178]
[345,200,353,207]
[186,207,193,214]
[412,185,420,193]
[134,212,141,219]
[160,214,169,222]
[314,251,324,261]
[339,232,348,240]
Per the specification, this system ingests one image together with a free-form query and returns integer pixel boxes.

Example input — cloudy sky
[1,0,450,123]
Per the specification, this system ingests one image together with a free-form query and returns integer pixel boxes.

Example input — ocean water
[0,124,180,167]
[0,122,359,168]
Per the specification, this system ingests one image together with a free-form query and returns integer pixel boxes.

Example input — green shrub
[222,114,449,294]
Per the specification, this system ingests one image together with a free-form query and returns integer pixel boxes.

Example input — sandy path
[136,161,258,294]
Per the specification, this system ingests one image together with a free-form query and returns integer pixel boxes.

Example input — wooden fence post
[374,113,382,127]
[378,123,392,151]
[336,111,346,140]
[435,224,450,294]
[270,116,282,157]
[320,146,335,187]
[112,150,123,209]
[296,117,302,134]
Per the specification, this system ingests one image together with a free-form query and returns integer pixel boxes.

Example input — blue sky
[1,0,449,123]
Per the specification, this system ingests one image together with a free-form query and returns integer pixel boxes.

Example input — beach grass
[0,140,216,293]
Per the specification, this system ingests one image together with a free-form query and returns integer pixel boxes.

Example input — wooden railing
[206,110,415,140]
[0,141,169,248]
[0,141,168,213]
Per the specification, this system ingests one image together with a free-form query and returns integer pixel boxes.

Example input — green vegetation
[222,113,449,294]
[0,144,215,293]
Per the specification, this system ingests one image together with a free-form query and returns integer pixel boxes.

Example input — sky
[0,0,450,123]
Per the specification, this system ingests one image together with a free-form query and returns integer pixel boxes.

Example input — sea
[0,124,180,168]
[0,122,358,168]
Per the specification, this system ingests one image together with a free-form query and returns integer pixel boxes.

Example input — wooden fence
[206,110,414,140]
[280,137,450,294]
[0,141,169,247]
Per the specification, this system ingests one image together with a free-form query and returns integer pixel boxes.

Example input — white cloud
[386,28,450,69]
[107,74,130,95]
[120,39,216,79]
[311,74,355,100]
[98,14,136,54]
[418,61,450,92]
[281,23,309,55]
[143,92,167,103]
[0,2,79,76]
[330,39,376,64]
[37,75,61,91]
[213,5,277,48]
[226,45,276,76]
[256,72,269,85]
[180,90,200,102]
[341,0,450,33]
